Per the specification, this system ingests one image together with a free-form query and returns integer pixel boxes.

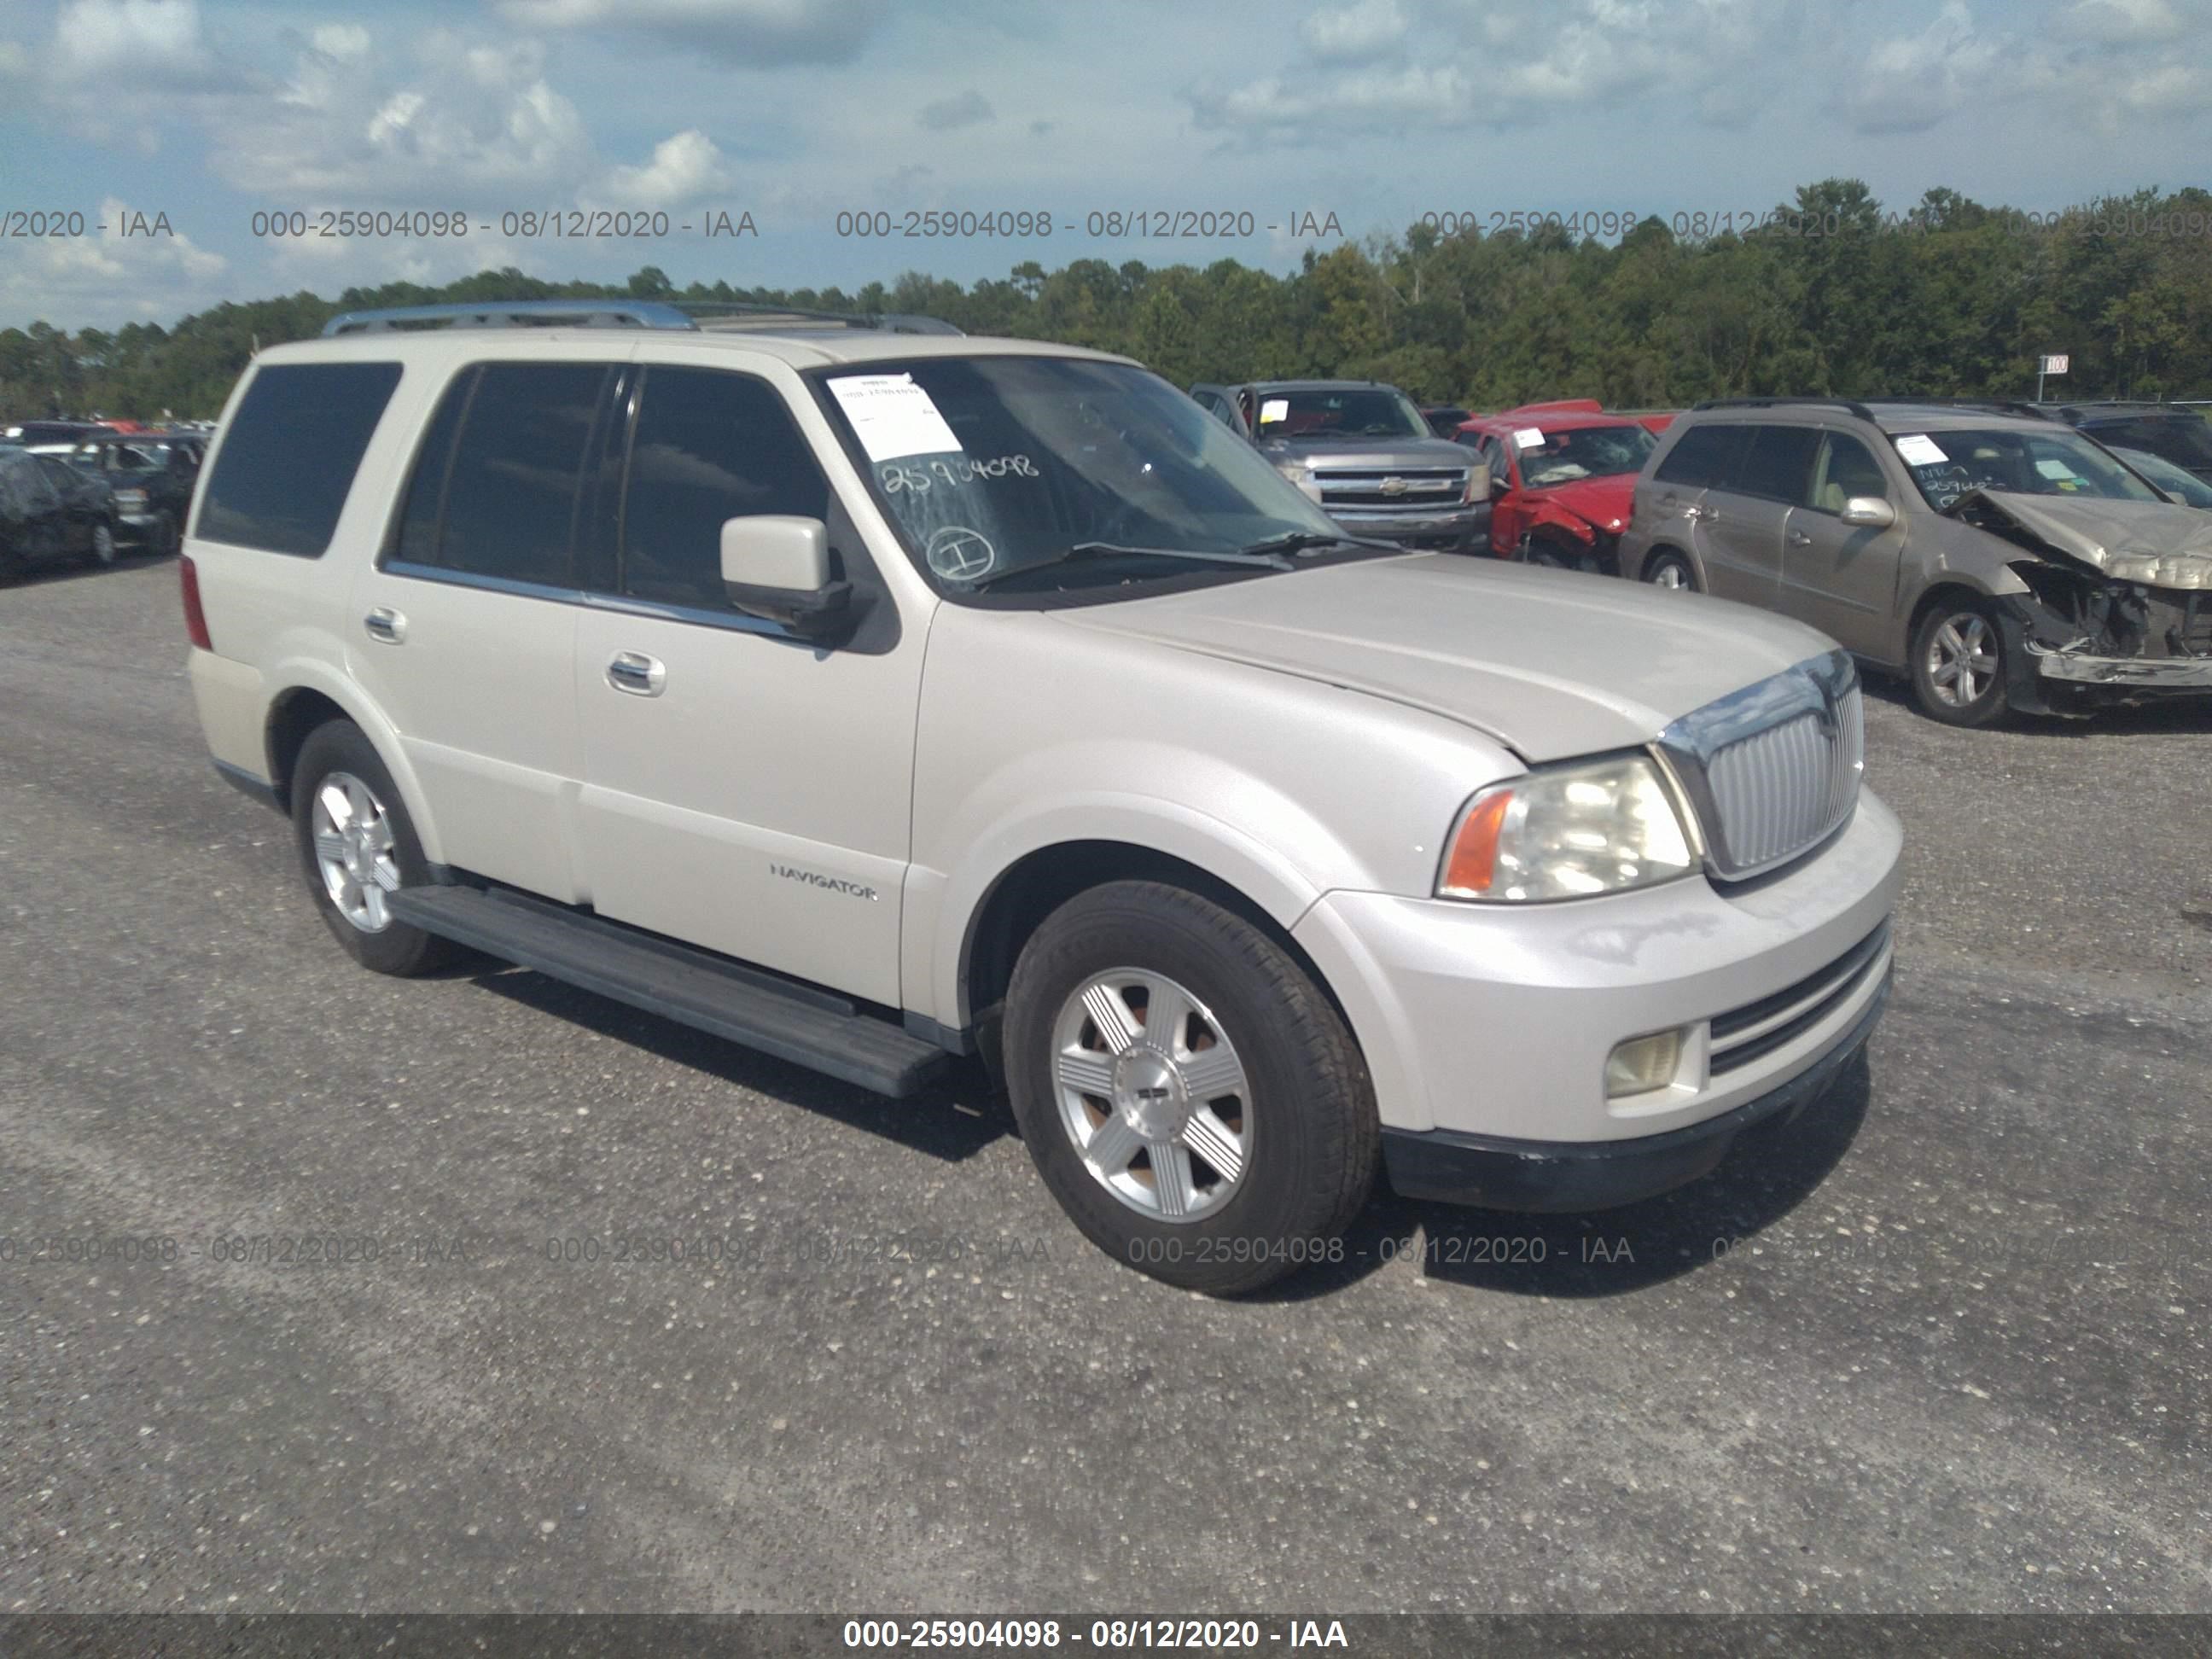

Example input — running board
[385,886,951,1097]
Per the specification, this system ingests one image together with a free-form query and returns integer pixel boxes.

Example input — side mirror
[720,515,853,640]
[1839,496,1895,529]
[1488,468,1511,498]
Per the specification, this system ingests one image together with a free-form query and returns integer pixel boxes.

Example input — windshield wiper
[967,540,1293,591]
[1233,529,1404,558]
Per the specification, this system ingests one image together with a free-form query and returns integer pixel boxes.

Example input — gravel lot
[3,556,2208,1616]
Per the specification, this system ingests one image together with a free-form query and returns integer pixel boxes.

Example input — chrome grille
[1316,468,1467,515]
[1657,651,1864,882]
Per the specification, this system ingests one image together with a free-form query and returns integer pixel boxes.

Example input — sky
[3,0,2209,329]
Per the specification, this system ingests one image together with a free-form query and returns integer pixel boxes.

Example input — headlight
[115,487,148,509]
[1272,459,1324,505]
[1437,753,1697,902]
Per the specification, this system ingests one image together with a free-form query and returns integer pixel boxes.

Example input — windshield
[2113,445,2212,508]
[1889,427,2162,510]
[2087,415,2212,471]
[1511,422,1657,488]
[1254,387,1429,442]
[815,356,1352,597]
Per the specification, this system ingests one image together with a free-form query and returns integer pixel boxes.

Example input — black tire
[1642,549,1698,591]
[1909,596,2009,727]
[1522,537,1575,569]
[289,720,457,976]
[153,512,179,557]
[1003,881,1378,1294]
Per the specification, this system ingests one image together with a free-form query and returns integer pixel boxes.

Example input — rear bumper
[1381,968,1889,1211]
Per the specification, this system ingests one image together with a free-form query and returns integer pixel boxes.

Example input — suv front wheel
[290,721,457,975]
[1911,597,2008,726]
[1003,881,1378,1293]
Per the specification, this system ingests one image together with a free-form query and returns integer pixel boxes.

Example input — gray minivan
[1619,399,2212,725]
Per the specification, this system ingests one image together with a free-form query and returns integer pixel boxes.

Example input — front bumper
[1291,790,1902,1155]
[1330,504,1491,554]
[1382,967,1889,1210]
[2029,645,2212,690]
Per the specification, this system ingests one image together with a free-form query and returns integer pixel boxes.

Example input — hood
[1262,434,1476,469]
[1968,491,2212,590]
[1523,474,1637,532]
[1054,556,1835,762]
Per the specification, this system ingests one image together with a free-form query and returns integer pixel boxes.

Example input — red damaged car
[1455,403,1672,573]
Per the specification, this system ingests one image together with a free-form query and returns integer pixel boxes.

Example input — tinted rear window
[397,362,608,586]
[197,361,402,556]
[1734,425,1821,502]
[1652,422,1749,487]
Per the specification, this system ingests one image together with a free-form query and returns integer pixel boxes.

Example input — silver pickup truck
[1190,379,1492,552]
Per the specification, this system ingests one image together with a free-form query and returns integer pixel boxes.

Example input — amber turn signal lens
[1441,788,1513,897]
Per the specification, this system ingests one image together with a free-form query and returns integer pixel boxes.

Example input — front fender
[914,753,1350,1032]
[1522,498,1599,546]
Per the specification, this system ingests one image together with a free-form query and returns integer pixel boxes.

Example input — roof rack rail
[323,300,700,335]
[1691,396,1877,420]
[1855,396,2052,420]
[679,300,963,335]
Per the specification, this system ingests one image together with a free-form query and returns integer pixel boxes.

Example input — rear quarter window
[1651,422,1749,488]
[196,361,403,556]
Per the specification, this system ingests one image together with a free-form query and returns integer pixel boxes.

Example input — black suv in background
[67,434,202,555]
[2043,403,2212,486]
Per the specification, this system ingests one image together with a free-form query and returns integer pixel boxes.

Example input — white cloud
[586,129,734,208]
[1834,2,1998,135]
[917,89,993,131]
[0,196,228,323]
[1300,0,1410,61]
[2063,0,2189,42]
[50,0,249,91]
[486,0,892,67]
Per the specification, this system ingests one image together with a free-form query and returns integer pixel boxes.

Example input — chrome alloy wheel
[1924,612,1997,707]
[1051,969,1251,1223]
[1649,560,1690,590]
[311,771,401,933]
[91,522,117,564]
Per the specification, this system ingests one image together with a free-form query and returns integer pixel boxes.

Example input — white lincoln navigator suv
[183,301,1900,1291]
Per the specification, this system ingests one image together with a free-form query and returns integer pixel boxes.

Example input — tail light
[180,554,212,650]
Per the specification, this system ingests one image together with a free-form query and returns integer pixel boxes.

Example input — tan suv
[1619,398,2212,725]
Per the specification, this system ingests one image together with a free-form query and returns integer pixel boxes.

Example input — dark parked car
[3,419,114,451]
[67,433,201,554]
[1420,405,1472,438]
[2044,403,2212,486]
[2110,444,2212,509]
[0,448,120,577]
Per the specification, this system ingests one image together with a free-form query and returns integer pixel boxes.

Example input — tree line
[6,179,2209,422]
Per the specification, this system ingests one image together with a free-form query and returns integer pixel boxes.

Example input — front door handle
[606,650,667,697]
[364,607,405,644]
[1787,529,1813,547]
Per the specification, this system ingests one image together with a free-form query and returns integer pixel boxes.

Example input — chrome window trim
[380,559,803,642]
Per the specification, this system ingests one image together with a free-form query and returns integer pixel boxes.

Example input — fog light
[1604,1029,1684,1097]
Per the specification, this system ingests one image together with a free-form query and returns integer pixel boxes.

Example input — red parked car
[1453,404,1668,573]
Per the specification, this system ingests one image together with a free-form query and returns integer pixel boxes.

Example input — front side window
[1253,386,1429,442]
[813,355,1351,599]
[1512,422,1657,489]
[399,362,609,585]
[1805,433,1892,514]
[197,360,402,556]
[618,366,830,610]
[1891,427,2162,510]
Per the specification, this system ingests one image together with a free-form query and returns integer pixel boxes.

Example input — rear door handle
[364,607,405,644]
[606,650,667,697]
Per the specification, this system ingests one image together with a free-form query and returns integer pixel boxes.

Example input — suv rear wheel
[290,721,457,975]
[1003,881,1377,1293]
[1642,550,1697,591]
[1911,597,2007,726]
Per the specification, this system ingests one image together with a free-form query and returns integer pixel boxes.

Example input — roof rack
[319,299,965,338]
[1854,396,2053,421]
[323,300,699,335]
[1691,396,1877,420]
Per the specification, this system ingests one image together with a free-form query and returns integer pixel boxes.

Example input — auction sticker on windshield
[828,373,963,462]
[1894,434,1948,466]
[1514,427,1545,448]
